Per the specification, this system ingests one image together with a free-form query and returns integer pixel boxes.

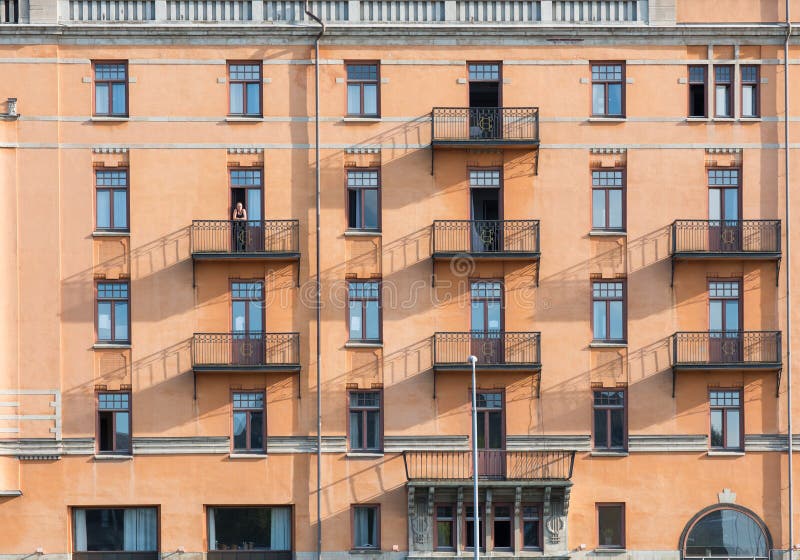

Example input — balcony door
[476,392,504,478]
[709,280,742,363]
[231,281,264,366]
[468,63,501,140]
[231,169,264,253]
[470,169,502,253]
[708,169,741,252]
[471,281,503,365]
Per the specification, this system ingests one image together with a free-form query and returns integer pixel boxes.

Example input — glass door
[476,392,504,478]
[709,281,742,363]
[231,169,264,253]
[708,169,741,252]
[470,281,503,365]
[231,281,264,366]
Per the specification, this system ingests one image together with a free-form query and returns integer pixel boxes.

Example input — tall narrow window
[522,505,542,549]
[348,281,381,342]
[465,504,485,549]
[593,390,626,450]
[73,508,157,552]
[346,63,379,117]
[97,281,130,343]
[688,65,707,118]
[591,63,624,117]
[97,392,131,454]
[714,65,733,117]
[352,505,380,549]
[347,169,380,231]
[228,62,262,117]
[232,391,265,453]
[591,170,625,231]
[95,169,129,232]
[93,62,128,117]
[741,65,759,118]
[710,389,742,450]
[493,505,512,549]
[592,281,625,342]
[435,505,455,550]
[597,504,625,549]
[348,390,382,451]
[209,507,292,551]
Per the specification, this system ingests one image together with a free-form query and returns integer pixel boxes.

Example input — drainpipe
[304,4,325,560]
[785,0,794,554]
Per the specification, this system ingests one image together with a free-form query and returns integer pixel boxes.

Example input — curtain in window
[123,508,157,551]
[354,508,375,547]
[74,509,88,551]
[208,508,216,550]
[270,507,291,550]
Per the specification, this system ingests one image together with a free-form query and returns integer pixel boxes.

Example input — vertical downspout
[785,0,794,555]
[304,5,326,560]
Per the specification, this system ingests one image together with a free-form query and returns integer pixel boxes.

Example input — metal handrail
[672,331,781,366]
[191,219,300,255]
[192,332,300,367]
[403,450,574,481]
[432,219,540,254]
[433,332,541,366]
[432,107,540,143]
[671,219,781,254]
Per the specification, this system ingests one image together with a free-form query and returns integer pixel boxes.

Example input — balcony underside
[407,479,571,488]
[671,253,781,287]
[434,363,541,372]
[193,364,302,373]
[432,139,541,150]
[672,364,782,398]
[192,252,301,261]
[432,252,540,261]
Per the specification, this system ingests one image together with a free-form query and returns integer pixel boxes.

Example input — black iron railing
[191,220,299,256]
[671,220,781,255]
[672,331,781,367]
[73,554,158,560]
[432,220,540,255]
[433,332,540,367]
[192,332,300,369]
[432,107,540,144]
[1,0,18,23]
[403,450,574,481]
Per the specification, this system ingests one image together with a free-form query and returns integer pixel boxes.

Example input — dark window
[435,505,454,550]
[208,506,292,550]
[476,392,504,452]
[93,62,127,117]
[352,505,380,549]
[741,65,759,118]
[348,281,381,342]
[347,169,380,231]
[232,391,265,452]
[592,281,625,342]
[591,170,624,231]
[347,64,379,117]
[229,62,262,116]
[714,65,733,117]
[493,505,512,549]
[710,390,742,450]
[95,169,128,231]
[684,507,769,559]
[348,390,381,451]
[591,63,624,117]
[97,281,130,343]
[97,392,131,454]
[688,65,707,118]
[465,504,485,550]
[593,390,626,450]
[597,504,625,548]
[522,505,541,549]
[73,507,157,551]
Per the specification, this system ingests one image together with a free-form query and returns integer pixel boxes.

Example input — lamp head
[468,355,478,364]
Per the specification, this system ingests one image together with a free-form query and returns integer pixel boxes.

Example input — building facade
[0,0,798,557]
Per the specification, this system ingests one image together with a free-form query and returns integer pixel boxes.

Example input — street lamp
[469,354,479,560]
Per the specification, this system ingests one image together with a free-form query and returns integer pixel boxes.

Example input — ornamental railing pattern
[433,332,541,367]
[432,220,540,255]
[166,0,253,20]
[192,332,300,368]
[432,107,540,144]
[191,220,299,256]
[68,1,156,20]
[672,331,781,367]
[671,220,781,255]
[403,450,575,481]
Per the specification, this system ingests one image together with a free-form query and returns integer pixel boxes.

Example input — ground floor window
[683,505,770,560]
[208,506,291,551]
[73,507,157,552]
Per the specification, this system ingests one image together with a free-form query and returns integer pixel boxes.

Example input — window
[73,507,157,552]
[348,390,382,451]
[232,392,265,453]
[597,504,625,549]
[208,506,291,551]
[465,504,485,550]
[346,63,379,117]
[93,62,128,117]
[688,65,707,118]
[435,505,455,550]
[347,169,380,231]
[741,65,759,117]
[591,63,624,117]
[97,392,131,454]
[591,170,624,231]
[714,65,733,117]
[229,62,262,117]
[493,505,512,549]
[710,389,742,450]
[97,281,130,343]
[522,505,542,549]
[593,390,626,450]
[683,506,770,560]
[348,281,381,342]
[352,505,380,549]
[592,281,625,342]
[95,169,128,232]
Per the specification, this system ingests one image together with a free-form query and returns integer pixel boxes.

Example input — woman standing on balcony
[232,202,247,252]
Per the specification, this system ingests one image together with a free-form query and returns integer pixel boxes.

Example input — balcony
[191,220,300,261]
[403,450,574,485]
[192,332,300,373]
[434,332,541,371]
[671,220,781,284]
[432,220,540,261]
[671,331,782,396]
[431,107,540,149]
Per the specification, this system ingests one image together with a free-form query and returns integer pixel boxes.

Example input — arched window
[682,505,771,560]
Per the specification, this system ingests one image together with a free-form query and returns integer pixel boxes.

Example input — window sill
[590,451,629,457]
[707,450,745,457]
[93,343,132,350]
[594,548,627,554]
[0,114,20,121]
[0,490,22,497]
[90,116,129,122]
[712,117,735,122]
[349,549,382,555]
[94,454,133,461]
[92,230,130,237]
[589,230,627,237]
[589,342,627,348]
[588,117,626,122]
[342,117,382,123]
[345,341,384,349]
[346,452,384,459]
[739,117,762,122]
[225,116,264,122]
[229,453,268,460]
[345,230,382,238]
[685,116,710,122]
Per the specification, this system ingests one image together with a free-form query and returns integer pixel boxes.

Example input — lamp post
[469,354,479,560]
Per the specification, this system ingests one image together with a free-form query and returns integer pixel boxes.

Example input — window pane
[524,520,540,548]
[233,411,247,449]
[111,83,126,115]
[348,189,360,228]
[363,84,378,115]
[113,190,127,229]
[85,508,125,550]
[251,410,264,450]
[437,521,452,548]
[97,190,111,229]
[686,509,768,558]
[246,82,261,115]
[349,301,363,339]
[608,189,623,229]
[494,518,511,548]
[212,507,271,549]
[114,301,128,341]
[598,506,623,547]
[689,84,706,117]
[710,409,723,447]
[365,300,379,340]
[607,83,622,115]
[349,411,362,449]
[594,409,608,448]
[716,85,729,116]
[230,83,244,114]
[726,409,740,448]
[347,84,361,115]
[592,189,606,228]
[610,408,624,448]
[366,410,380,449]
[724,188,739,221]
[98,302,112,340]
[232,301,246,332]
[115,411,130,452]
[488,411,502,448]
[98,411,113,451]
[593,301,607,339]
[476,412,485,449]
[742,85,755,117]
[248,301,263,332]
[609,301,623,340]
[724,300,739,332]
[95,83,109,114]
[592,84,605,115]
[354,507,377,547]
[363,189,379,229]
